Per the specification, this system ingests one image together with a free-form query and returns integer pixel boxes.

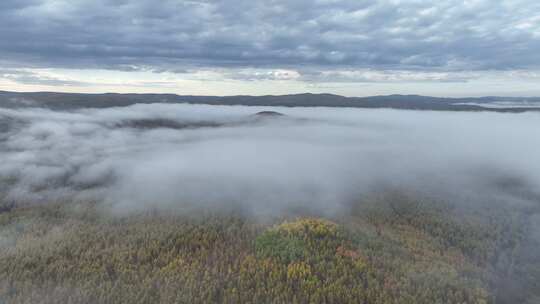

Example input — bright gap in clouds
[2,68,540,97]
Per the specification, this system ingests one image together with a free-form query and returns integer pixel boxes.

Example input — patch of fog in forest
[0,103,539,219]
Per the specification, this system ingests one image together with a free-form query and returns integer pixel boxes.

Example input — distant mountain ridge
[1,90,540,112]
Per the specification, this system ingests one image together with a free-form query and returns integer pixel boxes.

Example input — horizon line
[1,90,539,100]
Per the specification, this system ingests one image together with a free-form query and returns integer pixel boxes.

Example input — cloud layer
[1,0,539,73]
[1,103,539,217]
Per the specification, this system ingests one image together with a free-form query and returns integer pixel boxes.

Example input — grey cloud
[0,0,539,74]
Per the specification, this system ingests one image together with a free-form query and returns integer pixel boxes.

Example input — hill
[1,91,540,112]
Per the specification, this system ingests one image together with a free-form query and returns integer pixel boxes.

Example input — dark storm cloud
[0,0,539,73]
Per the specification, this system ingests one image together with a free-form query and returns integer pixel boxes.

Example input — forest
[1,190,539,304]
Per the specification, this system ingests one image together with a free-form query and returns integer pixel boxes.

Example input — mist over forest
[1,102,540,303]
[1,103,539,213]
[2,0,540,302]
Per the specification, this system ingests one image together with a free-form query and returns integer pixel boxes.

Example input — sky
[0,0,539,97]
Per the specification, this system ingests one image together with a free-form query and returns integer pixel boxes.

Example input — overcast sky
[0,0,539,96]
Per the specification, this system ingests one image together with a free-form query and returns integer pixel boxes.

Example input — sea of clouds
[1,103,539,216]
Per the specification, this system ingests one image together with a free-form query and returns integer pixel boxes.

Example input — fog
[1,103,540,218]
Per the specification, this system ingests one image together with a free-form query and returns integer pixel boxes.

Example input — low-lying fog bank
[0,103,539,218]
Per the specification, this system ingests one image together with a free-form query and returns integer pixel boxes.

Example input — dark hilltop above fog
[1,90,540,112]
[253,111,285,117]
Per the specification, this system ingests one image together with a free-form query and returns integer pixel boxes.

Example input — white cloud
[1,103,540,216]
